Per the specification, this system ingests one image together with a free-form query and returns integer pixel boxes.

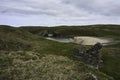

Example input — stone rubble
[73,42,102,69]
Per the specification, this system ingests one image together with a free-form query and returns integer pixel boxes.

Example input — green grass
[21,24,120,38]
[0,24,120,80]
[0,26,39,50]
[0,51,113,80]
[100,48,120,80]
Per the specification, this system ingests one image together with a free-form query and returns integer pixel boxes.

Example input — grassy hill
[20,24,120,38]
[0,25,39,50]
[0,24,120,80]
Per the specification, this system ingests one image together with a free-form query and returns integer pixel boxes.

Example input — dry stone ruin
[73,42,102,69]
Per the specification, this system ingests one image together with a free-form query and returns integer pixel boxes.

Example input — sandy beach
[73,36,111,45]
[45,36,111,45]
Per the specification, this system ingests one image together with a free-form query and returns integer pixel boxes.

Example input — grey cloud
[1,0,120,16]
[0,6,57,16]
[0,0,64,16]
[62,0,120,16]
[0,0,120,26]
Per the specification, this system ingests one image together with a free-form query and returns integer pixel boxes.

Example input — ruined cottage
[73,43,102,69]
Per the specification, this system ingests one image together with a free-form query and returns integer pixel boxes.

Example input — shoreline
[45,36,113,45]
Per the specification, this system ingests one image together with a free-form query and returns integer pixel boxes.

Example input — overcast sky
[0,0,120,26]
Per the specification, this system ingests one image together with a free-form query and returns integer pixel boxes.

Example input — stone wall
[73,43,102,69]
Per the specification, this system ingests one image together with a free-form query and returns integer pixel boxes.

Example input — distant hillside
[20,24,120,38]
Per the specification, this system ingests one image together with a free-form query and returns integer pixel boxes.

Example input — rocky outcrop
[41,30,60,37]
[84,73,98,80]
[73,43,102,69]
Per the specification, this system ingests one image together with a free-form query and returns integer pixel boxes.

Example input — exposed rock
[84,73,98,80]
[41,30,60,37]
[73,42,102,69]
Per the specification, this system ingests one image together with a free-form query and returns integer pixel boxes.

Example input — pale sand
[74,36,110,45]
[45,36,111,45]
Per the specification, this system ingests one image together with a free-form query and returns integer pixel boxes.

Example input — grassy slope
[0,25,39,50]
[101,48,120,80]
[21,24,120,38]
[21,24,120,80]
[0,25,120,80]
[0,37,113,80]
